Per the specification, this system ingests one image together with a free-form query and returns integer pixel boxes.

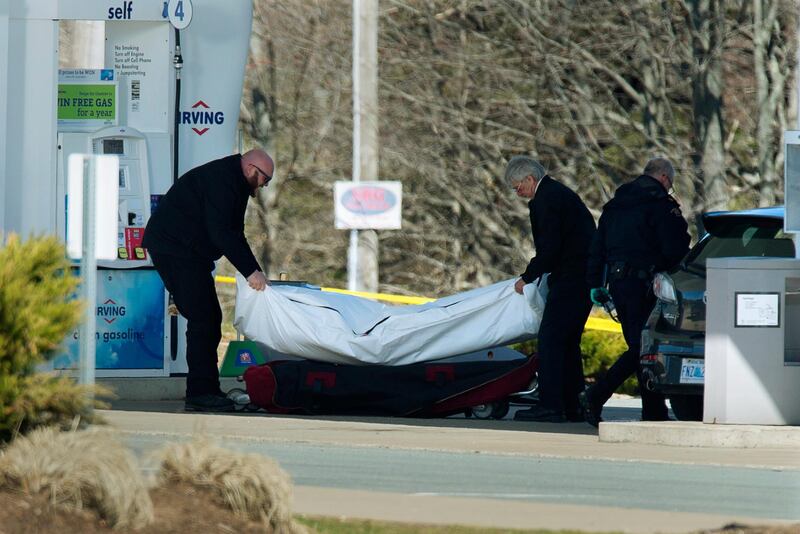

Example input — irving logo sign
[180,100,225,136]
[97,298,126,324]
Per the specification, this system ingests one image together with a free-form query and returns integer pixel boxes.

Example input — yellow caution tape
[320,287,435,305]
[585,316,622,333]
[215,275,432,304]
[214,275,621,332]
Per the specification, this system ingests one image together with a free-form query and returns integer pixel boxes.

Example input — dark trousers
[536,277,592,415]
[150,251,222,398]
[591,277,667,419]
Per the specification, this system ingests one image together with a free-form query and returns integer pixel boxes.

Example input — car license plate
[679,358,705,384]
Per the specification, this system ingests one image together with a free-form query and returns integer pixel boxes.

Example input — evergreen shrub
[0,234,106,443]
[513,321,638,396]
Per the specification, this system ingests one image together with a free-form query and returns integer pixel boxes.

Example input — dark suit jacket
[521,175,596,285]
[142,154,261,278]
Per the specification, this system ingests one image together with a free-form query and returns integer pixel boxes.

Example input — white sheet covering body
[233,275,548,366]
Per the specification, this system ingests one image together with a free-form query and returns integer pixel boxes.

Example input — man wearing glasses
[506,155,596,423]
[143,149,273,412]
[582,157,690,426]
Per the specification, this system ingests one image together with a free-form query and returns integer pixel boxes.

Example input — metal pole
[348,0,361,291]
[795,7,800,258]
[79,157,97,402]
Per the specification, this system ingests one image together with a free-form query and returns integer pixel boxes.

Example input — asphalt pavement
[101,397,800,533]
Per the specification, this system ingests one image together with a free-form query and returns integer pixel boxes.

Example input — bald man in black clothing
[582,157,690,426]
[505,156,596,423]
[143,149,273,412]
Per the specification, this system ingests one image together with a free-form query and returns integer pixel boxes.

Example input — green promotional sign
[58,84,117,121]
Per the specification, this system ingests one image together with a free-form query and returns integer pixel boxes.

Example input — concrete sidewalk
[100,377,800,449]
[101,377,800,449]
[101,406,800,469]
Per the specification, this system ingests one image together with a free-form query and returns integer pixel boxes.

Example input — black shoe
[578,390,603,428]
[642,412,671,422]
[185,394,236,413]
[513,406,566,423]
[565,410,585,423]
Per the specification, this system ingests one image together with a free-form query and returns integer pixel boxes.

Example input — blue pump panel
[54,268,166,371]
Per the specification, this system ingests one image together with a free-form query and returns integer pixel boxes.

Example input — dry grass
[0,426,153,529]
[156,438,307,534]
[0,428,307,532]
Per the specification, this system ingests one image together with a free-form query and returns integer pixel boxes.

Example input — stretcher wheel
[227,388,252,411]
[467,400,509,420]
[491,401,509,419]
[466,404,492,419]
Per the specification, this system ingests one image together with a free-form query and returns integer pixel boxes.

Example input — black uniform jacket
[142,154,261,278]
[521,175,596,285]
[586,174,690,288]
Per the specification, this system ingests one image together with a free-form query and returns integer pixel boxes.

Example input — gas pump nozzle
[602,298,619,323]
[600,264,619,323]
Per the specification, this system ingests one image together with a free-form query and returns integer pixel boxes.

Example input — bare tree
[239,1,354,287]
[682,0,728,214]
[752,0,794,207]
[235,0,796,298]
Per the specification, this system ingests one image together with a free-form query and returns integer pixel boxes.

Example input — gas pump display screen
[103,139,124,155]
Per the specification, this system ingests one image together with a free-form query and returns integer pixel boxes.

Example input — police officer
[506,156,596,423]
[581,157,690,426]
[143,149,273,412]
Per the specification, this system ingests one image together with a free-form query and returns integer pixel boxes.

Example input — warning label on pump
[105,22,172,132]
[57,69,118,132]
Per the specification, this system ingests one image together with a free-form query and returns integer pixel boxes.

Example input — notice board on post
[57,69,118,133]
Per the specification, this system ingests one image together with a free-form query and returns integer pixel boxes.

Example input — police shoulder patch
[670,207,682,217]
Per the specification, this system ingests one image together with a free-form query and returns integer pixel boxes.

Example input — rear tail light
[641,353,659,363]
[653,272,678,303]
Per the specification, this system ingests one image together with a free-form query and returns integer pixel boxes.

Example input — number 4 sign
[166,0,193,30]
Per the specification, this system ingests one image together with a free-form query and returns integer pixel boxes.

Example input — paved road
[105,398,800,531]
[125,433,800,522]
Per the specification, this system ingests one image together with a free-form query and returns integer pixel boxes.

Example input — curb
[600,420,800,449]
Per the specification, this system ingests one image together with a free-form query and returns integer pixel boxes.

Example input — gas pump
[0,0,253,382]
[90,125,152,261]
[58,123,154,263]
[56,119,165,375]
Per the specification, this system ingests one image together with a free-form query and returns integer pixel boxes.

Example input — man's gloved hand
[590,287,610,306]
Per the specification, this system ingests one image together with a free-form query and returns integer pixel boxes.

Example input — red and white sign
[334,181,402,230]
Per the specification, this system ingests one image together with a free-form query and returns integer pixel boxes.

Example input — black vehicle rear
[639,207,792,421]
